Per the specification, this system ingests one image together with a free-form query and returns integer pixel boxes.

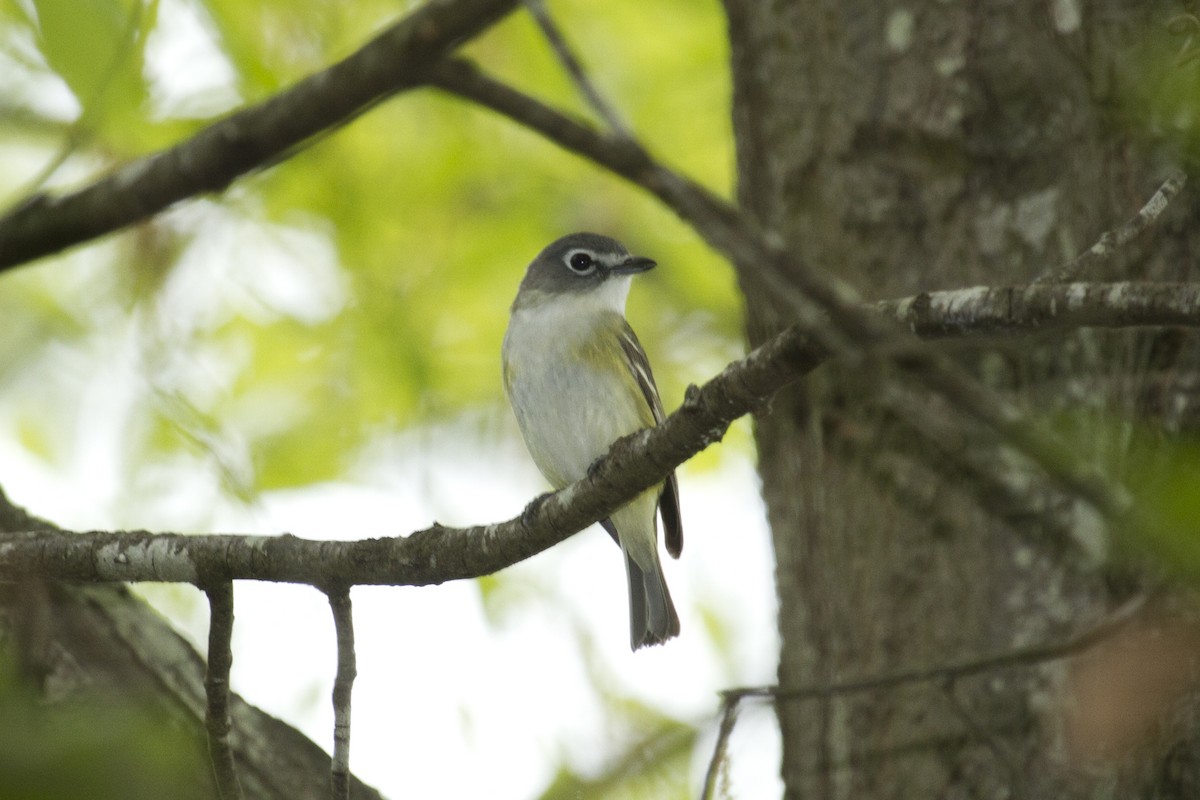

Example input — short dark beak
[609,256,657,275]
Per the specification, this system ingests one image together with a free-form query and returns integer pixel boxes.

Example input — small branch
[0,0,519,271]
[721,594,1147,706]
[700,693,740,800]
[204,582,243,800]
[327,588,356,800]
[520,0,632,137]
[879,281,1200,338]
[1033,169,1188,284]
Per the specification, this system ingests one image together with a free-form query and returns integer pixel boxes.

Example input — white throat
[515,274,631,318]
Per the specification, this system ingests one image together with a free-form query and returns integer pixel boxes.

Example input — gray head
[514,232,656,306]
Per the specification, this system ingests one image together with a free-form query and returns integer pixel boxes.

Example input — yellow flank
[570,312,657,429]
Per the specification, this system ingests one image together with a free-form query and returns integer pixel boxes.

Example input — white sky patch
[0,14,81,121]
[156,200,348,334]
[143,0,241,119]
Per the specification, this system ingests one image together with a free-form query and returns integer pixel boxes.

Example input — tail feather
[625,551,680,650]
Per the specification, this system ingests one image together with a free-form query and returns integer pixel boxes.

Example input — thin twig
[204,582,243,800]
[520,0,632,137]
[721,594,1146,705]
[1033,169,1188,284]
[700,693,740,800]
[327,587,357,800]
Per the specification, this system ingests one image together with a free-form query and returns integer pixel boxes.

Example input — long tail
[625,550,680,650]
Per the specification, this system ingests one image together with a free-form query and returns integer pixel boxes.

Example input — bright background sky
[0,0,783,796]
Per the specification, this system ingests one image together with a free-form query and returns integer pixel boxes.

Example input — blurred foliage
[1114,6,1200,163]
[0,0,741,493]
[0,653,202,800]
[538,718,696,800]
[1108,426,1200,580]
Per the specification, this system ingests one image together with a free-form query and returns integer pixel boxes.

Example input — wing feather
[617,321,683,558]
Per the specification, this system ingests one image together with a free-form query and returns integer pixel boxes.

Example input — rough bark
[723,1,1200,797]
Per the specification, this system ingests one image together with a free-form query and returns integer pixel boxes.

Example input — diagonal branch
[1033,169,1188,284]
[0,0,518,271]
[521,0,632,136]
[0,283,1197,587]
[700,693,740,800]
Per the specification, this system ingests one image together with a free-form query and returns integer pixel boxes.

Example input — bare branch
[0,0,518,271]
[722,594,1147,705]
[520,0,632,136]
[700,693,740,800]
[204,582,243,800]
[1033,169,1188,284]
[0,309,826,585]
[327,588,356,800]
[0,282,1197,586]
[880,281,1200,338]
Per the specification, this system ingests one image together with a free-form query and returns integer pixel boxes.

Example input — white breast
[502,282,643,489]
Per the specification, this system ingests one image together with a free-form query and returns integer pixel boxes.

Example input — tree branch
[700,693,740,800]
[327,588,356,800]
[0,0,518,271]
[722,593,1147,705]
[1033,169,1188,284]
[520,0,632,137]
[204,582,244,800]
[0,283,1196,586]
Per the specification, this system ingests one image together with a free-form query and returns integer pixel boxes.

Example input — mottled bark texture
[723,1,1200,797]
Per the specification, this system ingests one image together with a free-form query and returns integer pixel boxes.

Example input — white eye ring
[565,250,597,274]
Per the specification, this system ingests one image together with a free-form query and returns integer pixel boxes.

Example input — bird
[502,232,683,650]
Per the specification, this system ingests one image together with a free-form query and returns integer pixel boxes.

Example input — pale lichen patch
[1050,0,1081,33]
[96,538,198,583]
[886,9,915,52]
[1014,188,1060,250]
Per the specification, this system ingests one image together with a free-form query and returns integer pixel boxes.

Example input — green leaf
[31,0,151,133]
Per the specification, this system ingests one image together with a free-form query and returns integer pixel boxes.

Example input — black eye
[567,251,595,274]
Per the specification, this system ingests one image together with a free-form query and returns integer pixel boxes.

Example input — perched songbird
[502,233,683,650]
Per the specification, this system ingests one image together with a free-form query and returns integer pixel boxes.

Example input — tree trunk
[723,1,1200,796]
